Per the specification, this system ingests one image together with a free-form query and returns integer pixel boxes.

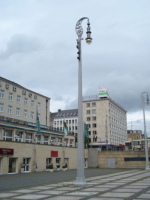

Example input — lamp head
[85,22,92,45]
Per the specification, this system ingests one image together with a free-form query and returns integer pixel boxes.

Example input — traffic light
[76,41,80,60]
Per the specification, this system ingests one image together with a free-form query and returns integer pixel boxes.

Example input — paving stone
[113,188,142,193]
[30,186,53,190]
[96,184,118,188]
[123,185,149,189]
[137,194,150,199]
[146,190,150,193]
[99,192,134,198]
[0,193,18,198]
[80,187,110,192]
[46,196,83,200]
[11,189,39,193]
[14,194,49,199]
[66,191,98,196]
[89,198,124,200]
[37,190,65,195]
[54,187,78,191]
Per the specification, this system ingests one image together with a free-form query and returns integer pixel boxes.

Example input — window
[3,130,12,141]
[0,90,4,98]
[86,103,90,107]
[57,121,59,125]
[72,120,74,123]
[37,102,40,110]
[87,124,91,128]
[92,109,96,114]
[93,123,96,128]
[92,102,96,107]
[88,131,91,135]
[66,120,68,124]
[93,131,97,135]
[26,133,32,143]
[87,117,91,121]
[31,112,34,119]
[16,108,20,116]
[60,121,62,125]
[54,121,56,125]
[75,126,77,130]
[69,127,71,130]
[56,158,60,167]
[136,136,139,139]
[9,93,13,101]
[69,120,71,124]
[24,98,28,106]
[44,136,49,145]
[17,96,20,103]
[87,110,90,114]
[75,119,77,123]
[24,110,27,118]
[92,116,96,121]
[31,100,34,108]
[15,131,23,142]
[8,106,12,114]
[72,126,74,130]
[46,158,52,169]
[37,113,40,120]
[0,103,3,112]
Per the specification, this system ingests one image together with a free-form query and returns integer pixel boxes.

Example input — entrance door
[23,158,30,172]
[107,157,116,168]
[9,158,16,173]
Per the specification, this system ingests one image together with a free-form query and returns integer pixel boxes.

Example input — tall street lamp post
[74,17,92,186]
[141,92,150,170]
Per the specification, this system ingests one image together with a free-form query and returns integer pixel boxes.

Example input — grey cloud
[0,34,42,59]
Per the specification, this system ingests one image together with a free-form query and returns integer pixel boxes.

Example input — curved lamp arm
[75,17,92,44]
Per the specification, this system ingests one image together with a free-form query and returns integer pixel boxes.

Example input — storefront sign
[51,151,58,157]
[119,144,125,147]
[0,148,14,155]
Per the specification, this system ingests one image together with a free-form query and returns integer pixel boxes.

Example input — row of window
[88,131,97,135]
[0,104,38,119]
[54,119,78,125]
[55,126,78,131]
[86,109,96,114]
[0,90,40,109]
[86,102,96,107]
[87,116,96,121]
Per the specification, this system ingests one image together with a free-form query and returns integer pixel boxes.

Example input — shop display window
[36,135,41,144]
[15,131,23,142]
[43,136,49,145]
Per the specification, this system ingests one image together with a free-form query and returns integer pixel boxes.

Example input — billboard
[99,89,109,98]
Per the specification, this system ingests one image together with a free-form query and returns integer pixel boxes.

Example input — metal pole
[141,93,150,170]
[74,17,92,186]
[131,121,133,151]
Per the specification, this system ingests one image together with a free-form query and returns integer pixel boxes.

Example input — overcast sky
[0,0,150,135]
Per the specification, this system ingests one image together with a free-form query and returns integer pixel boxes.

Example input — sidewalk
[0,169,150,199]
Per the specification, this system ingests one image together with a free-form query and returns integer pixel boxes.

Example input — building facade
[83,95,127,149]
[0,77,77,174]
[50,109,78,134]
[52,95,127,150]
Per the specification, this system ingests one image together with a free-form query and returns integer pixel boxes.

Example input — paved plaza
[0,169,150,199]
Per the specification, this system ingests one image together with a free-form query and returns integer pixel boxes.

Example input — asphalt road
[0,168,131,191]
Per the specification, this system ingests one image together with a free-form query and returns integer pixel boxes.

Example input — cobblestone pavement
[0,169,150,200]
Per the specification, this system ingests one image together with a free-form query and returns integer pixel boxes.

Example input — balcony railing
[0,115,75,135]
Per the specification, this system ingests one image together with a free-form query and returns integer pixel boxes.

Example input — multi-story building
[51,109,78,134]
[125,130,147,150]
[52,92,127,150]
[0,77,77,174]
[82,94,127,149]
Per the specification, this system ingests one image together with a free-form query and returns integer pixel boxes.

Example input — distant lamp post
[74,17,92,186]
[141,92,150,170]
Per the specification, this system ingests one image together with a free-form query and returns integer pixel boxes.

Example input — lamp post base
[74,177,87,186]
[145,167,150,171]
